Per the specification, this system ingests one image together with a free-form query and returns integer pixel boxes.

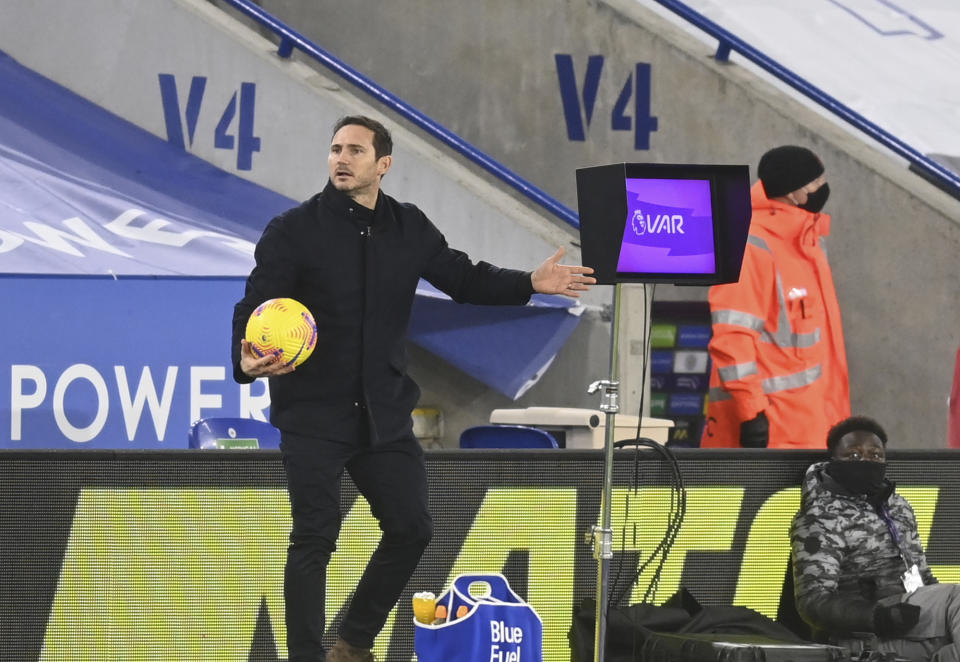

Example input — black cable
[608,283,675,608]
[607,438,686,608]
[631,442,684,604]
[608,282,652,606]
[614,438,686,662]
[604,283,688,657]
[631,284,687,605]
[640,443,686,604]
[601,281,690,662]
[636,284,655,441]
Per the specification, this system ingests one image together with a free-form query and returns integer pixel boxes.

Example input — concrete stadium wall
[246,0,960,448]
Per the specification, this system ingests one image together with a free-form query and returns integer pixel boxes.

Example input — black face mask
[827,459,887,496]
[800,183,830,213]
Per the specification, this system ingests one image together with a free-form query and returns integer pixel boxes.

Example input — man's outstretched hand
[531,247,596,298]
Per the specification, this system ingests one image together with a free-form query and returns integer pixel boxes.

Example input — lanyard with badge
[880,504,924,593]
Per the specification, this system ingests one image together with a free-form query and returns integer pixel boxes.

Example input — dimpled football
[245,298,317,368]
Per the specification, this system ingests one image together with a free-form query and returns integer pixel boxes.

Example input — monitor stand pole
[587,282,622,662]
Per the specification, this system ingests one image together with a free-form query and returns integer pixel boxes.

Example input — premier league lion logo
[631,208,646,236]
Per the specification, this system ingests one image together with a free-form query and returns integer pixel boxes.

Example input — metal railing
[217,0,581,228]
[652,0,960,200]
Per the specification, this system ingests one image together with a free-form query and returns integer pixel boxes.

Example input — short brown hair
[332,115,393,160]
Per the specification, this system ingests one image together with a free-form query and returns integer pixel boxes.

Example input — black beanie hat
[758,145,824,198]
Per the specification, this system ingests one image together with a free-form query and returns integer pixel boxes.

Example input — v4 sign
[555,54,659,150]
[158,74,262,171]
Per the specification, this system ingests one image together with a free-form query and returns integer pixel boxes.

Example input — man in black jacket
[232,115,595,662]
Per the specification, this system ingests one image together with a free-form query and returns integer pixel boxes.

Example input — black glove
[739,411,769,448]
[873,603,921,636]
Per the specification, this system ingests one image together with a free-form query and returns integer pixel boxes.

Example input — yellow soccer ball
[245,298,317,368]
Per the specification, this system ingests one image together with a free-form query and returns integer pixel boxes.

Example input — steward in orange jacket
[702,146,850,448]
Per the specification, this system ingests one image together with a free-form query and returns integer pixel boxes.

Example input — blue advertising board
[2,276,260,449]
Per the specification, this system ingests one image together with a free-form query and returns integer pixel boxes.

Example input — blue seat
[459,424,559,449]
[188,417,281,449]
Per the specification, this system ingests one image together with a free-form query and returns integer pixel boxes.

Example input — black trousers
[280,430,433,661]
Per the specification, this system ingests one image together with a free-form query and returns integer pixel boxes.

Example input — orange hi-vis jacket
[701,182,850,448]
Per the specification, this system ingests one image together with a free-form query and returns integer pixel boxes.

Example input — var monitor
[576,163,751,285]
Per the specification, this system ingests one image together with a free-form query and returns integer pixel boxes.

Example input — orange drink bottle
[412,591,437,624]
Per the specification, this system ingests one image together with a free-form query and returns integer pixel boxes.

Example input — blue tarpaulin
[409,282,582,399]
[0,49,288,275]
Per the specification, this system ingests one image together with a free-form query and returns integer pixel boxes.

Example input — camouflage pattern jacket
[790,461,937,636]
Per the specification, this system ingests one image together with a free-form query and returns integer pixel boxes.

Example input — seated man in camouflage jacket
[791,416,960,661]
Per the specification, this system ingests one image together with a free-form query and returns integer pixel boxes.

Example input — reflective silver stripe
[712,309,765,332]
[761,325,822,348]
[709,387,732,402]
[762,364,823,394]
[708,364,822,404]
[760,272,822,349]
[719,361,758,382]
[747,235,770,252]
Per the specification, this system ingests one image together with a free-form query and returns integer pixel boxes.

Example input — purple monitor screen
[616,178,717,275]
